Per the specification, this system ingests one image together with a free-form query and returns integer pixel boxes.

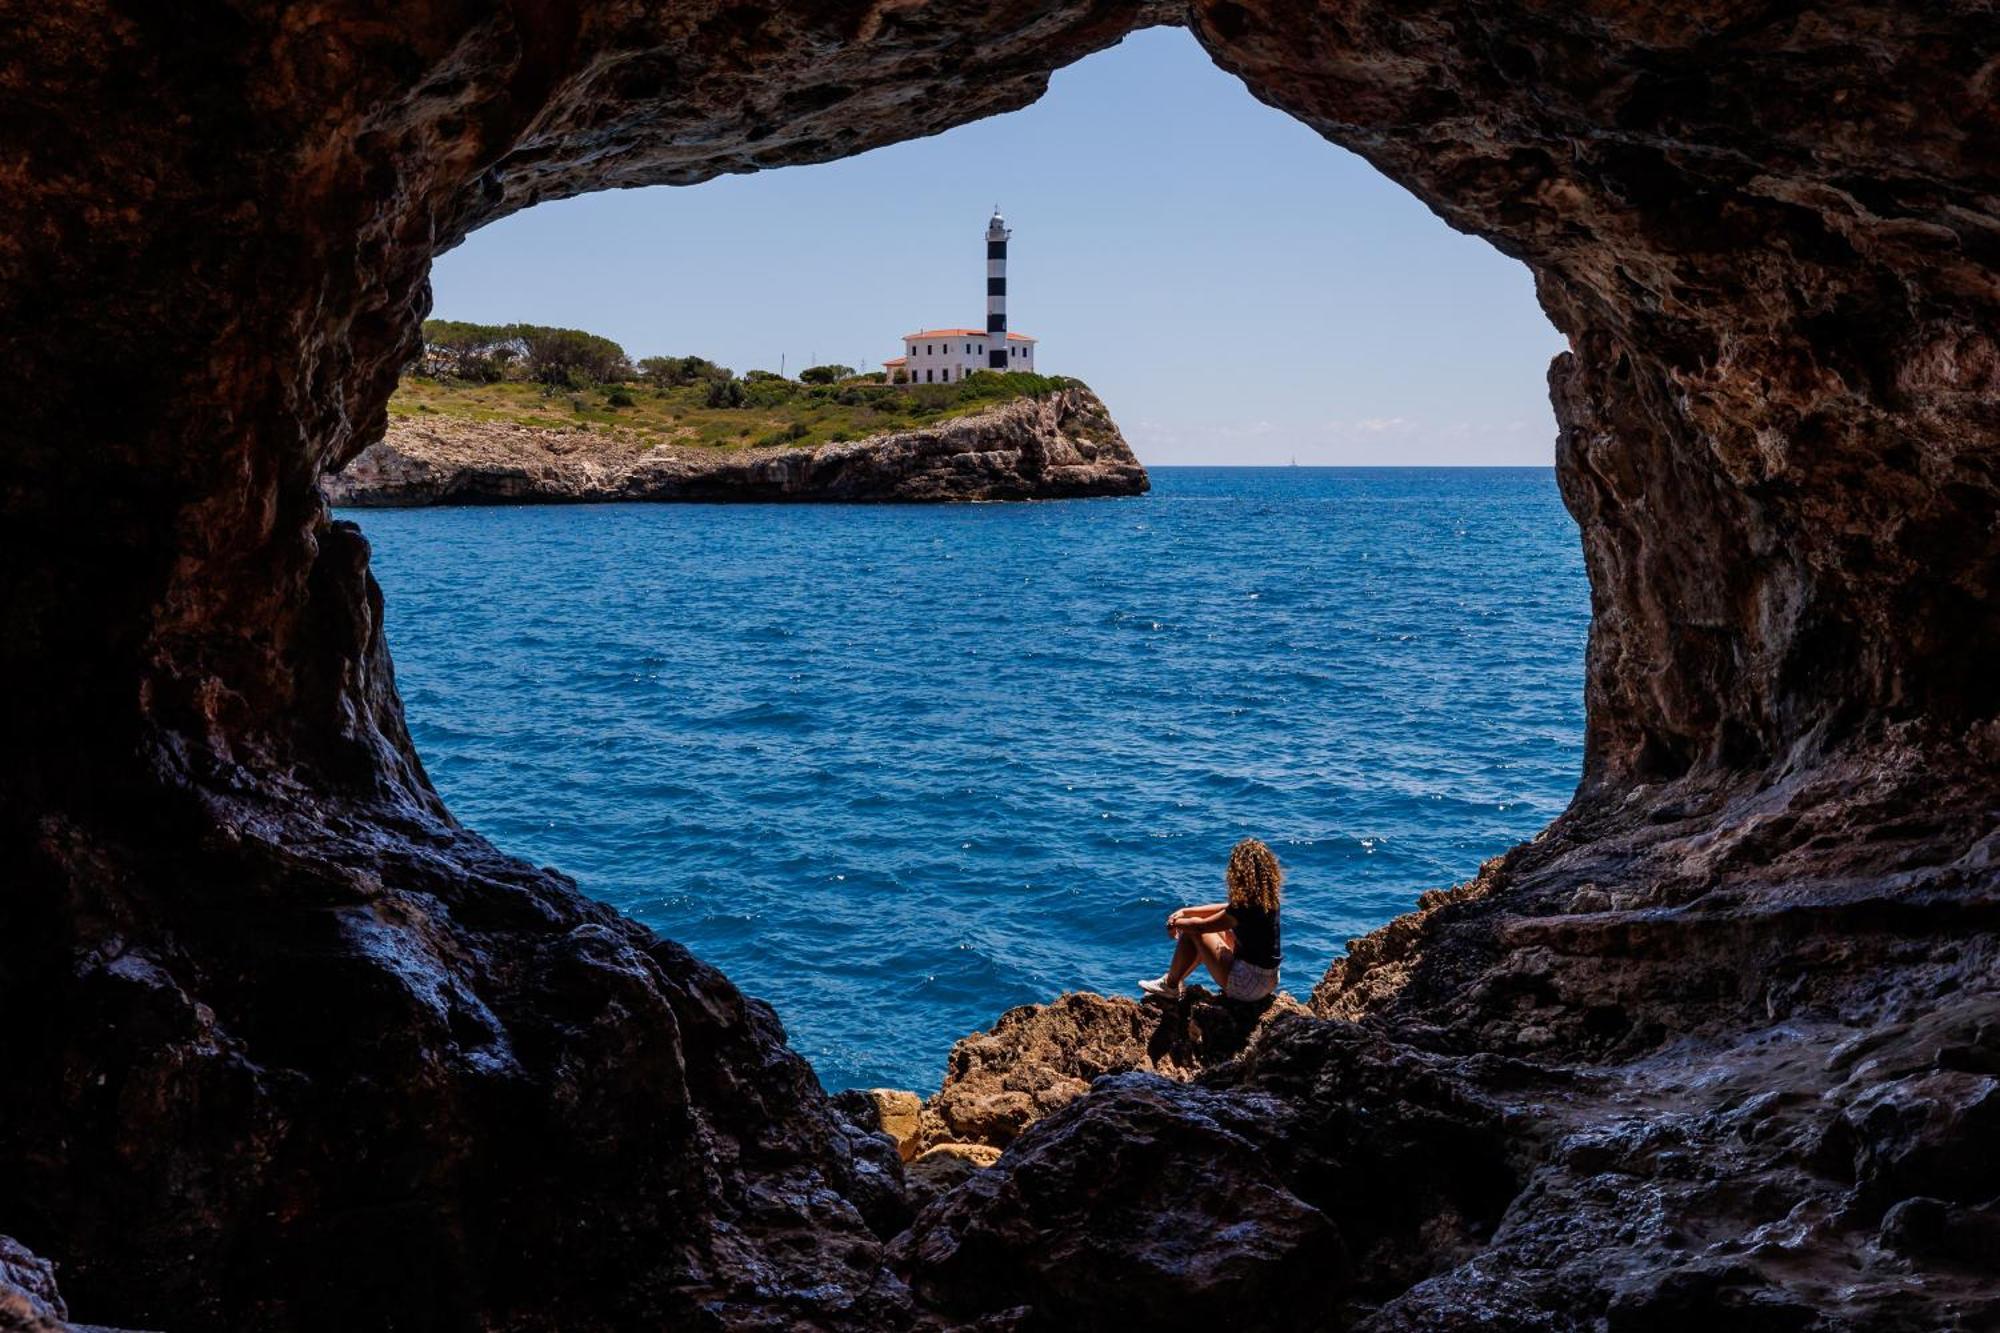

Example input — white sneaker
[1138,976,1181,1001]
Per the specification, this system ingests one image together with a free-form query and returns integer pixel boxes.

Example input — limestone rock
[895,1024,1519,1328]
[0,1238,69,1333]
[925,988,1310,1149]
[831,1087,925,1162]
[323,386,1147,505]
[916,1142,1002,1169]
[903,1143,1005,1214]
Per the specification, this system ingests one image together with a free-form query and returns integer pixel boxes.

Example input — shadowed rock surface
[3,0,1996,1329]
[324,385,1147,505]
[922,989,1310,1149]
[825,990,1308,1211]
[0,1238,72,1333]
[896,1026,1522,1332]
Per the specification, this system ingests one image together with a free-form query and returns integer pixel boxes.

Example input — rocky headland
[6,1,1998,1330]
[324,384,1147,504]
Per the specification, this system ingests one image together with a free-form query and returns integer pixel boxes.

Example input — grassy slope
[388,372,1080,453]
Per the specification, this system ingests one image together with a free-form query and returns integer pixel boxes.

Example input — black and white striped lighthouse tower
[986,207,1010,369]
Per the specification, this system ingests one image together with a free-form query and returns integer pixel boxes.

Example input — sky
[430,27,1567,466]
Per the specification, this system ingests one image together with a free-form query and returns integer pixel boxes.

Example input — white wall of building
[892,331,1035,383]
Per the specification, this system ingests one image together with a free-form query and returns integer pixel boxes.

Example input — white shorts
[1223,959,1278,1003]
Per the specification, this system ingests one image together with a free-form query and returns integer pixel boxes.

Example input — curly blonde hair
[1226,837,1282,913]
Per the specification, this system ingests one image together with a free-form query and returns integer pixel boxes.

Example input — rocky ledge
[835,989,1311,1209]
[323,385,1147,505]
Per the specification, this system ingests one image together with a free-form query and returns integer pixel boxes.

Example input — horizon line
[1140,462,1554,469]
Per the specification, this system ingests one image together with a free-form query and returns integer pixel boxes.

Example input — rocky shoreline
[833,989,1313,1212]
[324,384,1148,505]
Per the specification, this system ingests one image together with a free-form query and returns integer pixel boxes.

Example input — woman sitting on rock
[1139,837,1282,1003]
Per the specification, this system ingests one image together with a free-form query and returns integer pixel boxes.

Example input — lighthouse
[883,209,1036,384]
[986,207,1010,369]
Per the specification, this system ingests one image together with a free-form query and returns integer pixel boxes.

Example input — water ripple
[351,466,1589,1091]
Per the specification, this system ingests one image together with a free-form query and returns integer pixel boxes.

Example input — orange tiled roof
[900,329,1037,341]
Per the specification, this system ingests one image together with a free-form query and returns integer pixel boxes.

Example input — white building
[885,209,1038,384]
[885,329,1037,384]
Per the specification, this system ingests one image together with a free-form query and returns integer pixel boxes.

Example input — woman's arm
[1167,902,1236,932]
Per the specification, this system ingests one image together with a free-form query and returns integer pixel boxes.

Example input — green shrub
[744,369,787,383]
[421,319,632,384]
[421,319,512,350]
[639,354,733,388]
[754,421,812,447]
[448,351,509,383]
[606,388,635,408]
[798,363,855,385]
[742,379,799,409]
[704,379,746,409]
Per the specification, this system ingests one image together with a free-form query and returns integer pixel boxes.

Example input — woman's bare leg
[1167,929,1235,988]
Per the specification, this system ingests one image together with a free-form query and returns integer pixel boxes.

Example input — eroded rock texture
[922,988,1309,1148]
[325,384,1147,504]
[2,0,1996,1329]
[0,1237,75,1333]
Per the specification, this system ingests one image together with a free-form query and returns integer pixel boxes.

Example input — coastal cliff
[325,385,1147,505]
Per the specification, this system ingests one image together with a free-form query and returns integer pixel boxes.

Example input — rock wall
[3,1,1996,1329]
[0,1237,76,1333]
[325,385,1147,505]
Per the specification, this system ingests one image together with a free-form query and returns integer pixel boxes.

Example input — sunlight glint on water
[348,467,1588,1091]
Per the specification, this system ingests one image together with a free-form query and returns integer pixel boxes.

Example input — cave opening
[344,26,1584,1092]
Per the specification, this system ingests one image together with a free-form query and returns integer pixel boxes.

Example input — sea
[344,467,1589,1093]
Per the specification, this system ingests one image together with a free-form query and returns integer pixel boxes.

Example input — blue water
[346,467,1588,1092]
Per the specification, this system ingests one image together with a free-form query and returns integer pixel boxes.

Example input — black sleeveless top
[1231,902,1281,969]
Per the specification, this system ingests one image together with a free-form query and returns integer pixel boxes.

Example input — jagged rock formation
[921,989,1310,1149]
[324,385,1146,505]
[832,1089,925,1162]
[828,990,1309,1211]
[0,1238,75,1333]
[896,1033,1521,1330]
[3,0,1996,1329]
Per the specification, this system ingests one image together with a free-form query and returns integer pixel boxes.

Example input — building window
[926,368,934,382]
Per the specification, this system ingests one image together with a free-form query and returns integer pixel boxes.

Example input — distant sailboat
[1289,455,1299,468]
